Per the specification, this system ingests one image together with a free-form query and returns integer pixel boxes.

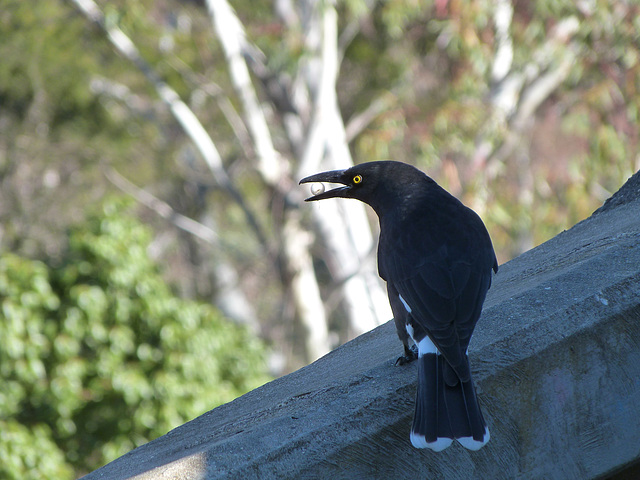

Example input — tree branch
[491,0,514,85]
[68,0,269,248]
[206,0,284,187]
[344,93,395,143]
[105,168,220,246]
[105,168,261,331]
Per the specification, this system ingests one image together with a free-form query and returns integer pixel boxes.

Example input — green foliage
[1,4,639,466]
[0,420,73,480]
[0,199,270,478]
[347,0,640,261]
[1,0,111,129]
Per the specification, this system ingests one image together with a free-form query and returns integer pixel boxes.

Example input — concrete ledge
[84,172,640,480]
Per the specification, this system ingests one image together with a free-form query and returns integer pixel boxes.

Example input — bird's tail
[410,350,489,451]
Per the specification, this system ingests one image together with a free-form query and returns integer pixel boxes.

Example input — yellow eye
[353,175,363,184]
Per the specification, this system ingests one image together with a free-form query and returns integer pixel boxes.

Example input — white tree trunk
[472,5,580,221]
[205,0,284,185]
[207,0,332,360]
[283,210,331,360]
[72,0,393,364]
[298,0,392,335]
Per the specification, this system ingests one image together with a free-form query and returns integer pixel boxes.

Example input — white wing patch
[400,293,439,356]
[405,322,415,342]
[398,294,412,313]
[417,335,439,356]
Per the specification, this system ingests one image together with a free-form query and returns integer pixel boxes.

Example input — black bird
[300,161,497,451]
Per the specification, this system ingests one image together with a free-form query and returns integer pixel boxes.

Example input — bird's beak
[299,169,350,202]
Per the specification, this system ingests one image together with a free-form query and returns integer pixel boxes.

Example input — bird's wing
[394,260,491,379]
[379,211,494,381]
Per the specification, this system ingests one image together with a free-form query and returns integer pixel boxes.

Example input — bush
[0,199,270,478]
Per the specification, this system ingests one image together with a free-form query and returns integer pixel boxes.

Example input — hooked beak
[299,169,350,201]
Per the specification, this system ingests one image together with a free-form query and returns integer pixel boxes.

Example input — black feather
[300,161,496,450]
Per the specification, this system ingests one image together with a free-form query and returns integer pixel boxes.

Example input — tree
[0,198,270,478]
[2,0,638,370]
[67,0,394,363]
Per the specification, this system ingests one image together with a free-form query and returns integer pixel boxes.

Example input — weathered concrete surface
[83,172,640,480]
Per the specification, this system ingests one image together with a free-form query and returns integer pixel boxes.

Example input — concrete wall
[83,171,640,480]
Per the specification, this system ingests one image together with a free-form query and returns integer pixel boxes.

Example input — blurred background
[1,0,638,477]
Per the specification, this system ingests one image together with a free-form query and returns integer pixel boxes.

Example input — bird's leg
[395,343,418,366]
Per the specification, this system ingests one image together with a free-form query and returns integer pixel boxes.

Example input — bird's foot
[395,345,418,366]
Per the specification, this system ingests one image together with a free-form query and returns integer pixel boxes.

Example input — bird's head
[299,163,379,202]
[299,161,429,213]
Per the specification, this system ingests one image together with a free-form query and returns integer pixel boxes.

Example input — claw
[395,344,418,366]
